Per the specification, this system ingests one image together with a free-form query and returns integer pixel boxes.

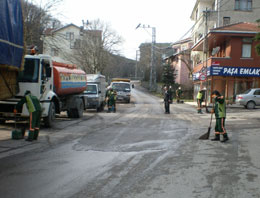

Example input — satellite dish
[212,46,220,56]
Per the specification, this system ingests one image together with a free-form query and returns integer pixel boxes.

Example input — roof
[171,37,192,46]
[211,22,260,33]
[192,22,260,51]
[43,24,81,36]
[53,23,81,33]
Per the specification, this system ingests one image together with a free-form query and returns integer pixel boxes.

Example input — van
[84,74,106,111]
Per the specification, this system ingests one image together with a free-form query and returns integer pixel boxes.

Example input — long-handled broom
[199,106,214,140]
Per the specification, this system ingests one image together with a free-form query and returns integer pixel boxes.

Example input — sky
[41,0,197,60]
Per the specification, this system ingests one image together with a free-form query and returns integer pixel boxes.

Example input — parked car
[236,88,260,109]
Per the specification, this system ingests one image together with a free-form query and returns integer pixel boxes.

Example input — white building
[42,23,83,63]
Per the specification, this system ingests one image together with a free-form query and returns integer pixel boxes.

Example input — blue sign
[210,66,260,77]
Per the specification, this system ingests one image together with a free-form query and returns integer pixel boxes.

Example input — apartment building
[190,0,260,102]
[164,38,194,89]
[191,0,260,44]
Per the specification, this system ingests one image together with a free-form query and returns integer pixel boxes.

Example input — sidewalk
[185,101,243,109]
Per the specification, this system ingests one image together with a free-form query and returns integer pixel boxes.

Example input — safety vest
[214,97,226,118]
[197,92,203,100]
[25,95,36,113]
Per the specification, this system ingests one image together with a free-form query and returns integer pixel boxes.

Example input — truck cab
[0,54,55,124]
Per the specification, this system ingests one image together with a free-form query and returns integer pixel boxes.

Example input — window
[235,0,252,11]
[254,90,260,95]
[195,9,198,20]
[51,48,59,56]
[242,37,252,58]
[66,32,74,40]
[18,59,40,82]
[223,17,231,26]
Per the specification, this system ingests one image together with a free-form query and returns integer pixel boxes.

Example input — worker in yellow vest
[197,90,203,114]
[15,90,42,141]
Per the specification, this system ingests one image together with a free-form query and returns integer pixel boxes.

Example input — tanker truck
[0,54,88,127]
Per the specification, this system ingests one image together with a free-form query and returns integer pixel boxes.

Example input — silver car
[236,88,260,109]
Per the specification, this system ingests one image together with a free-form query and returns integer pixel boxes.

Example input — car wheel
[246,101,255,109]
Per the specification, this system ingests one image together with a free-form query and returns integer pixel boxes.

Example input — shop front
[193,66,260,104]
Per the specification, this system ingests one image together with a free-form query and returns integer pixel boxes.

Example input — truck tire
[70,99,84,118]
[75,99,84,118]
[43,101,56,127]
[67,109,74,118]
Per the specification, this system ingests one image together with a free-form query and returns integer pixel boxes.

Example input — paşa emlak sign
[210,66,260,77]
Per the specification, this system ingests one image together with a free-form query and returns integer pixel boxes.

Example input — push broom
[199,105,214,140]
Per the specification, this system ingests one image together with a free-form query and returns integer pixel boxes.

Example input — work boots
[34,130,39,140]
[25,130,34,141]
[211,134,220,141]
[221,134,229,143]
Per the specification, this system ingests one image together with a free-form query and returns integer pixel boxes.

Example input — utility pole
[150,27,156,91]
[136,24,157,91]
[135,50,139,79]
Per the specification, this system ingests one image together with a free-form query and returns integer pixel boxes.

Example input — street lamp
[136,24,156,91]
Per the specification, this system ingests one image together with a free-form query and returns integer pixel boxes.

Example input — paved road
[0,85,260,198]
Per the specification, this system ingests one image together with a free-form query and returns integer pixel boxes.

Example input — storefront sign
[210,66,260,77]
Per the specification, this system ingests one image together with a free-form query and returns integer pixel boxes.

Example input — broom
[199,106,214,140]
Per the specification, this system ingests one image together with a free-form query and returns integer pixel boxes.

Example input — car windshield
[112,83,130,92]
[85,85,97,94]
[242,89,252,94]
[18,58,40,82]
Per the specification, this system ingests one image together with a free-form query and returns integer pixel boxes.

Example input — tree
[255,19,260,56]
[22,0,63,52]
[162,62,176,87]
[72,19,123,73]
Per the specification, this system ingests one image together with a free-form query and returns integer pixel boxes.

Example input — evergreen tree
[255,19,260,56]
[162,63,176,87]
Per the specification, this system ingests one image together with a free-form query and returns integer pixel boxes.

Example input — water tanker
[0,55,88,127]
[53,61,87,96]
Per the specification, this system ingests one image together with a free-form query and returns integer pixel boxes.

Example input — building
[190,0,260,102]
[164,38,194,90]
[190,0,260,44]
[43,24,83,63]
[192,22,260,103]
[42,23,102,72]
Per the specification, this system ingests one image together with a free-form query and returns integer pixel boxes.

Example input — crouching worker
[15,90,42,141]
[211,90,229,143]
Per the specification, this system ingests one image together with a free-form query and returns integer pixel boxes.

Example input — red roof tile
[212,22,260,32]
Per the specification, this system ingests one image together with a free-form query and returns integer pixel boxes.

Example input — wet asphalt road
[0,85,260,198]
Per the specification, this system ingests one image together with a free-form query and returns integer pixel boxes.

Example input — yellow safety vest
[197,92,203,100]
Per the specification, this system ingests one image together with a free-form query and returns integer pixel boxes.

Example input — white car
[236,88,260,109]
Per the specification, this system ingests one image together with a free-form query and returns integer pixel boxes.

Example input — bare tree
[71,19,123,73]
[22,0,63,52]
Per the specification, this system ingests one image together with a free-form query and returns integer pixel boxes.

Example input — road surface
[0,85,260,198]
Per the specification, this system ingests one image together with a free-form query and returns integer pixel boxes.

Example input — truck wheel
[74,99,84,118]
[44,101,56,127]
[67,109,74,118]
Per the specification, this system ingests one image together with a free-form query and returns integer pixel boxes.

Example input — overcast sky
[42,0,196,60]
